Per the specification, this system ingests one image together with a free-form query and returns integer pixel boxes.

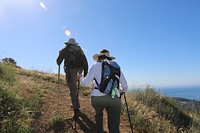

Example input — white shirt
[79,61,128,97]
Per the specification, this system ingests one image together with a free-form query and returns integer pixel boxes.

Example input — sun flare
[39,2,47,10]
[65,30,71,36]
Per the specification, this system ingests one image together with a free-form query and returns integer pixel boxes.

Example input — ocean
[130,85,200,101]
[158,86,200,100]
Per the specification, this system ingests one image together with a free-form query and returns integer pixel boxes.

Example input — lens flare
[40,2,47,11]
[65,30,71,36]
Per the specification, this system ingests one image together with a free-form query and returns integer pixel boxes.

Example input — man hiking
[56,38,88,119]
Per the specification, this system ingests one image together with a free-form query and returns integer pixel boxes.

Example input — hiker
[56,38,88,119]
[77,49,128,133]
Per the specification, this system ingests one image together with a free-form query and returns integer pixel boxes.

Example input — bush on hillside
[0,63,15,83]
[0,63,33,132]
[49,113,65,132]
[0,88,20,132]
[1,57,17,66]
[159,97,192,129]
[133,87,192,130]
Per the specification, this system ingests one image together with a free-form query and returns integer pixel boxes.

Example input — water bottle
[111,87,116,98]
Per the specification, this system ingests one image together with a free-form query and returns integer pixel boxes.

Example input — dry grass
[1,63,200,133]
[128,87,200,133]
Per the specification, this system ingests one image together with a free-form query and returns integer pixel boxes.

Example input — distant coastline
[158,85,200,100]
[130,85,200,101]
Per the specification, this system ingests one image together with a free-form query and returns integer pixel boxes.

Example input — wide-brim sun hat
[64,38,78,45]
[93,49,115,61]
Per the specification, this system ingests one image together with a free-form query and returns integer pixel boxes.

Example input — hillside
[173,97,200,112]
[0,64,131,133]
[1,63,200,133]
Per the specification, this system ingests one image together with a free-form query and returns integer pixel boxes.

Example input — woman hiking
[77,49,128,133]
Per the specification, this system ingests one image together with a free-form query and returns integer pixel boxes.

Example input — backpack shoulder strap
[94,78,99,86]
[93,61,105,88]
[101,61,106,81]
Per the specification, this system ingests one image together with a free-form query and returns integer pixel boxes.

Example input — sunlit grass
[126,86,200,132]
[0,63,43,132]
[1,62,200,133]
[49,113,65,132]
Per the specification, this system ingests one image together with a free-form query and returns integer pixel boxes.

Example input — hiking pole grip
[124,93,134,133]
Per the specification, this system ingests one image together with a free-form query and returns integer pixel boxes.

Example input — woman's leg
[91,96,105,133]
[106,96,122,133]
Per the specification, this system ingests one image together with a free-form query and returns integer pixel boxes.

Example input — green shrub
[134,86,161,106]
[2,57,17,65]
[0,63,15,84]
[0,88,20,132]
[159,97,192,129]
[0,63,34,133]
[0,88,19,120]
[49,113,65,132]
[133,87,192,130]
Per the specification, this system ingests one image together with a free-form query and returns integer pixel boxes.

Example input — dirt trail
[17,70,131,133]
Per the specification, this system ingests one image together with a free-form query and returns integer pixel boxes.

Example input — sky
[1,0,200,88]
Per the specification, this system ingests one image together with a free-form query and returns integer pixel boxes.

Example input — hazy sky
[1,0,200,88]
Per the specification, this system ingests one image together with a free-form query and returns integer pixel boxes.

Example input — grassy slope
[11,66,131,132]
[1,64,200,133]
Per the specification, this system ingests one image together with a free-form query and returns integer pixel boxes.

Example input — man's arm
[83,54,88,77]
[57,47,67,65]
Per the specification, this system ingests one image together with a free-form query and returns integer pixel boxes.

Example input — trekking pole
[124,93,134,133]
[57,65,61,113]
[74,71,82,130]
[73,80,79,130]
